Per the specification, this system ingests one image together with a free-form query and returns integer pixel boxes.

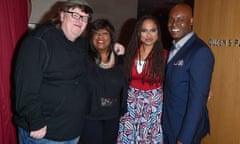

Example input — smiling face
[92,28,111,52]
[168,3,193,42]
[60,7,89,41]
[140,19,158,47]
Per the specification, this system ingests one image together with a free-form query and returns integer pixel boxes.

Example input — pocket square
[173,59,184,66]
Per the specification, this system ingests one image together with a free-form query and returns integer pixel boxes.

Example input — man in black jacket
[13,0,93,143]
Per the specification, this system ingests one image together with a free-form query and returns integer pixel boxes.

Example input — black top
[86,55,128,120]
[13,23,89,141]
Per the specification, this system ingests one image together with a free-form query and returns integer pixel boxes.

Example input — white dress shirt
[167,32,194,63]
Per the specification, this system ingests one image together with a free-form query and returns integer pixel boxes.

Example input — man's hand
[177,140,183,144]
[114,43,125,55]
[208,89,213,101]
[30,125,47,139]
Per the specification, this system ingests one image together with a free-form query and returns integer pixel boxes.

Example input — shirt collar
[173,32,194,49]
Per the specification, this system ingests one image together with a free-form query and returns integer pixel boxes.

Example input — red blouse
[129,50,168,91]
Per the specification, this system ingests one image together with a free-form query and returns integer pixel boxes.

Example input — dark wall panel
[137,0,194,49]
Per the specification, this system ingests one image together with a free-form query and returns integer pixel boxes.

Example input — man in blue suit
[163,3,214,144]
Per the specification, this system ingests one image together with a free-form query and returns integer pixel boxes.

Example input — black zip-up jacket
[13,23,89,141]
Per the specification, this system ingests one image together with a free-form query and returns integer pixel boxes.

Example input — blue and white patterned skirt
[117,86,163,144]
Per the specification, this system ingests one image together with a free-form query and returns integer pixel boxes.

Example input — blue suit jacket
[163,34,214,144]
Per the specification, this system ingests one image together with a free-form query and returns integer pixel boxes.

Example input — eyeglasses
[64,11,89,22]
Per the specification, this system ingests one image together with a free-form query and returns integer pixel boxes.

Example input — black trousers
[82,118,120,144]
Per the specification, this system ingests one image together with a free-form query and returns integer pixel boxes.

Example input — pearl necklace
[98,52,115,69]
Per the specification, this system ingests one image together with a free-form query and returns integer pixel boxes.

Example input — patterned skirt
[117,86,163,144]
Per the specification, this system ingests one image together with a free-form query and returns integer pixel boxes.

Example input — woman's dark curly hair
[123,15,165,84]
[86,19,116,64]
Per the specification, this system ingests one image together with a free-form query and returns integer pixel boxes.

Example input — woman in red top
[117,15,166,144]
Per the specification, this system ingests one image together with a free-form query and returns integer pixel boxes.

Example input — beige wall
[29,0,138,38]
[194,0,240,143]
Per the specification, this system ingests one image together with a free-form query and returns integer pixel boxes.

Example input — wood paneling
[194,0,240,143]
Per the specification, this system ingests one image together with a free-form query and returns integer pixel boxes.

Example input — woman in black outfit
[82,19,128,144]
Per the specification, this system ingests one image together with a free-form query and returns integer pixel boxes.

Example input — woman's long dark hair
[123,15,165,84]
[86,19,116,64]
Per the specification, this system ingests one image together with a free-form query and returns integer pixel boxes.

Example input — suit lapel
[167,34,197,66]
